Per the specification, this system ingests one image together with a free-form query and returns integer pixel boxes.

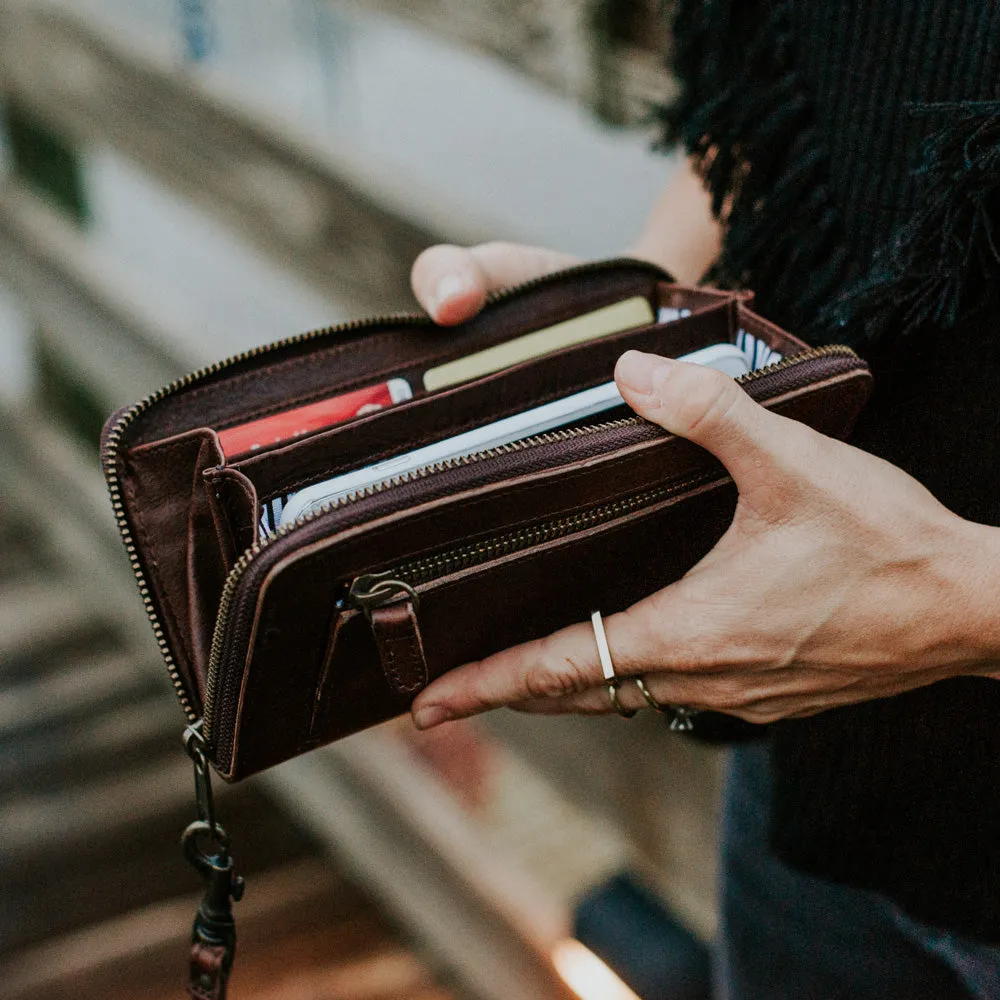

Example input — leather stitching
[378,606,428,694]
[383,634,427,694]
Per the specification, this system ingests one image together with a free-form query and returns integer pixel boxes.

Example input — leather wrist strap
[189,942,229,1000]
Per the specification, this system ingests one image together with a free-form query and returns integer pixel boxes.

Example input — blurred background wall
[0,3,723,999]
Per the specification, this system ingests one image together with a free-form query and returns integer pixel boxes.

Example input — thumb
[614,349,800,489]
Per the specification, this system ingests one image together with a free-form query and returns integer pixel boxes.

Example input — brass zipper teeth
[389,474,716,587]
[103,257,659,725]
[202,342,859,740]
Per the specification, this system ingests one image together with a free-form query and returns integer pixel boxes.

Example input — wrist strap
[183,723,244,1000]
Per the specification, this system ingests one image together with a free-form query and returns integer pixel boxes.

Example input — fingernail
[413,705,451,730]
[616,351,675,396]
[433,274,469,311]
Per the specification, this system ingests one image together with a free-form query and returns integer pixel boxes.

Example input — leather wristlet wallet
[102,259,873,782]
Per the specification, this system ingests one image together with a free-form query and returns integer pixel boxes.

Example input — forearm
[629,156,722,284]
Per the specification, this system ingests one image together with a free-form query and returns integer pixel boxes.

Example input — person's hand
[410,350,1000,730]
[411,242,580,325]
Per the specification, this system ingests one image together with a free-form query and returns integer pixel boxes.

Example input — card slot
[203,466,261,567]
[130,264,669,447]
[230,299,739,506]
[210,362,431,438]
[656,282,743,315]
[217,281,732,458]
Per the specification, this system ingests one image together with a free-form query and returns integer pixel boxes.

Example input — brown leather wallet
[102,259,872,781]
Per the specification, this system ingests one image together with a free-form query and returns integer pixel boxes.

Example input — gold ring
[607,680,637,719]
[590,611,636,719]
[634,676,666,712]
[635,676,699,732]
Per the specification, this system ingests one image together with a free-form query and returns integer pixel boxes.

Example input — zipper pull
[348,571,421,620]
[349,572,428,696]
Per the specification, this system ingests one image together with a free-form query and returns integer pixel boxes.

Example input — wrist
[952,518,1000,679]
[627,159,722,284]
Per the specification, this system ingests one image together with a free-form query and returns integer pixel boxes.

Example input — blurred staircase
[0,406,459,1000]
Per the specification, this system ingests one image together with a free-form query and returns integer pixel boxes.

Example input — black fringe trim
[820,102,1000,342]
[658,0,855,338]
[660,3,1000,347]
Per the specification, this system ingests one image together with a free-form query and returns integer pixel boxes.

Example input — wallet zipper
[349,471,720,597]
[101,257,667,723]
[201,344,862,758]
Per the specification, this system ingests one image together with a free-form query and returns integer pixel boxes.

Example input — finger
[508,663,855,718]
[510,679,830,724]
[627,666,907,722]
[510,681,644,717]
[509,669,773,719]
[614,350,816,497]
[411,244,488,325]
[410,606,661,729]
[411,242,579,325]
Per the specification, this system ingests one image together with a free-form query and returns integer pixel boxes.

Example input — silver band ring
[590,611,636,719]
[634,677,700,732]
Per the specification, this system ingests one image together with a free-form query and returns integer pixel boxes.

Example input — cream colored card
[423,295,655,391]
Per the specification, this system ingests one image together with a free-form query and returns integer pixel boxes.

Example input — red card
[218,377,412,459]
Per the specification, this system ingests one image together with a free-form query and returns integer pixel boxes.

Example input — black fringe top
[663,0,1000,941]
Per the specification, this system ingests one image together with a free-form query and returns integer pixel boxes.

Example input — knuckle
[522,643,593,700]
[523,669,576,699]
[703,675,757,712]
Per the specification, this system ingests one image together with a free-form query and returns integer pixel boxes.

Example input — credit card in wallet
[268,342,752,536]
[218,378,412,460]
[422,295,655,391]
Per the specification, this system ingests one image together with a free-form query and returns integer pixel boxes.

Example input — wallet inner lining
[128,269,682,447]
[227,295,740,505]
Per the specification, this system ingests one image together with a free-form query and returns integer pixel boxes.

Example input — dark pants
[716,743,1000,1000]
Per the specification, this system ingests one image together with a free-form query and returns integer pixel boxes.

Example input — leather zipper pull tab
[349,574,429,696]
